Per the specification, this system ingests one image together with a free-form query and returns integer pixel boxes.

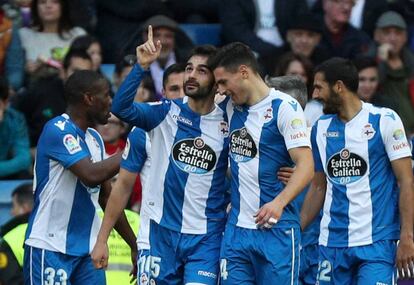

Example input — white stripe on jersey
[316,117,333,247]
[26,161,77,252]
[145,102,180,225]
[236,111,265,229]
[344,113,373,246]
[181,115,216,233]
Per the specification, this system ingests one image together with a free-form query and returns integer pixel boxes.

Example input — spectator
[0,183,33,285]
[0,6,25,92]
[274,52,314,97]
[319,0,372,59]
[19,0,86,78]
[313,0,388,36]
[95,0,169,63]
[220,0,308,73]
[262,13,328,73]
[369,11,414,134]
[353,56,381,104]
[130,15,192,98]
[0,76,30,179]
[285,14,329,66]
[113,54,135,91]
[95,113,127,157]
[12,50,92,152]
[70,35,102,72]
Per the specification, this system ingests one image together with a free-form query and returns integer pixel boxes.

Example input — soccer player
[266,75,321,285]
[23,70,137,285]
[209,42,314,284]
[92,26,229,285]
[91,62,186,285]
[301,57,414,284]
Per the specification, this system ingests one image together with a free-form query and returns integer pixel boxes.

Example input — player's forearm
[398,179,414,241]
[97,179,135,244]
[111,64,148,125]
[300,171,326,230]
[114,212,138,250]
[90,153,122,186]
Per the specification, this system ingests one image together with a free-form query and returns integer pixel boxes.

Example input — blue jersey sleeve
[111,64,171,132]
[121,127,148,173]
[311,123,323,172]
[42,121,89,168]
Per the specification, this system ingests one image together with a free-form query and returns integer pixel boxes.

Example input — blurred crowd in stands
[1,0,414,212]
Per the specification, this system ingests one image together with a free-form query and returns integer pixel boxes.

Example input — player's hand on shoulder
[91,241,109,269]
[136,25,162,70]
[396,237,414,279]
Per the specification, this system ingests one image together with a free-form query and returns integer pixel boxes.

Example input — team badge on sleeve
[63,134,82,154]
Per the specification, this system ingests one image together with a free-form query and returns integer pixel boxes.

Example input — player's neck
[66,107,90,132]
[187,95,216,115]
[246,78,270,106]
[338,94,363,122]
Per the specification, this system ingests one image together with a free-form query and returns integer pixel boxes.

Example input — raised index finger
[148,25,153,42]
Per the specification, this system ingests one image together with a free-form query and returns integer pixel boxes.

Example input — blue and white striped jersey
[112,65,230,235]
[312,103,411,247]
[25,114,105,256]
[121,127,151,250]
[224,89,311,229]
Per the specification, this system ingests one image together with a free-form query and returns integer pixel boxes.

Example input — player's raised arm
[111,25,163,130]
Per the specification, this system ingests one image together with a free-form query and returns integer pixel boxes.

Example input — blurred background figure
[12,50,92,158]
[274,52,314,98]
[70,35,103,72]
[0,76,30,179]
[219,0,308,74]
[318,0,373,59]
[353,56,381,104]
[368,11,414,134]
[95,113,127,157]
[0,183,33,285]
[18,0,86,80]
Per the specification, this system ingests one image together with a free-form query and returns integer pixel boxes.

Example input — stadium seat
[180,24,222,46]
[0,180,32,226]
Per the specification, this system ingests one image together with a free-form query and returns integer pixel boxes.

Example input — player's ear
[239,65,248,79]
[83,92,94,106]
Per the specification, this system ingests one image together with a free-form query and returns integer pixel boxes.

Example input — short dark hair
[353,56,378,73]
[208,42,260,74]
[70,35,100,52]
[315,57,359,93]
[0,76,9,101]
[12,183,33,209]
[163,63,185,88]
[64,70,108,105]
[63,49,92,70]
[188,45,217,63]
[115,54,136,75]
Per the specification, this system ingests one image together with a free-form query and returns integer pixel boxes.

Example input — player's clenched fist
[91,241,109,269]
[136,25,162,70]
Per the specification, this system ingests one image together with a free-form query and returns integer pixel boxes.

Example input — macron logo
[54,120,66,131]
[198,271,216,279]
[289,101,298,111]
